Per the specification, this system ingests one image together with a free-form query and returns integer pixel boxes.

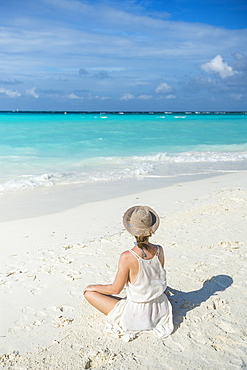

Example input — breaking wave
[0,150,247,192]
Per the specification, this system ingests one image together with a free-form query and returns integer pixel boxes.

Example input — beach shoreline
[1,171,247,369]
[0,170,243,222]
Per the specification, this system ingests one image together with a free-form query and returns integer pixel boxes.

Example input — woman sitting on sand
[84,206,173,342]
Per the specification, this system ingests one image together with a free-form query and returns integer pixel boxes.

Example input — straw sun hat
[123,206,160,237]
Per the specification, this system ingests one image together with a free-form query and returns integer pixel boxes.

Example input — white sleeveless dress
[105,247,174,342]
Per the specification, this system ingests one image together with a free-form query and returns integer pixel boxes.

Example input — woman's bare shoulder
[119,250,133,261]
[119,250,138,264]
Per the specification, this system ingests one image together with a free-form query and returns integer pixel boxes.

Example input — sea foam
[0,151,246,192]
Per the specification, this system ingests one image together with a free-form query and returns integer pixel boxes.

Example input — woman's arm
[158,245,165,267]
[83,251,130,295]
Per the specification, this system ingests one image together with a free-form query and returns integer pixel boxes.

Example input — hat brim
[123,205,160,236]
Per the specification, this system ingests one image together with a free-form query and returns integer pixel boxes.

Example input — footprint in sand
[29,283,47,295]
[30,288,40,295]
[58,256,74,264]
[35,311,46,318]
[44,305,74,314]
[207,297,230,311]
[14,317,27,327]
[65,269,82,281]
[22,306,34,314]
[31,320,43,327]
[12,308,46,333]
[8,327,21,334]
[52,316,74,327]
[69,287,78,297]
[163,339,185,353]
[76,347,131,369]
[216,320,236,333]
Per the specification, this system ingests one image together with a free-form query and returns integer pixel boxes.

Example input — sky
[0,0,247,111]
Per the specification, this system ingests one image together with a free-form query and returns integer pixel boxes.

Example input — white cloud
[155,82,173,94]
[201,55,236,79]
[68,93,83,99]
[88,94,111,100]
[0,87,21,97]
[166,94,176,99]
[137,94,152,100]
[99,96,111,100]
[26,87,39,98]
[120,93,135,100]
[0,79,22,85]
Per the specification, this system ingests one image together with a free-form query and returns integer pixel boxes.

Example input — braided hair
[135,234,151,250]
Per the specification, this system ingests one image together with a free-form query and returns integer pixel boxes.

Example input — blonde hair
[135,234,151,249]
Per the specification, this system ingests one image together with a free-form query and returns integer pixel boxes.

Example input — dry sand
[0,172,247,369]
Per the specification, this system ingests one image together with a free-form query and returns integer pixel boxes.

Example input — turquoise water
[0,112,247,191]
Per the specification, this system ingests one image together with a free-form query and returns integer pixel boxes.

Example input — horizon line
[0,110,246,115]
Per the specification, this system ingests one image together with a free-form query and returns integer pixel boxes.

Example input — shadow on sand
[166,274,233,331]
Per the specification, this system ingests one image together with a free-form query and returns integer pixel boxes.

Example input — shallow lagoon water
[0,112,246,192]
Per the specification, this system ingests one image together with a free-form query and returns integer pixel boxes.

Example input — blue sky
[0,0,247,111]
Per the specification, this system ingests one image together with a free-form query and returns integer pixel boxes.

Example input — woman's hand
[83,285,96,294]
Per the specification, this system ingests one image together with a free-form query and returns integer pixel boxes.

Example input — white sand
[0,172,247,369]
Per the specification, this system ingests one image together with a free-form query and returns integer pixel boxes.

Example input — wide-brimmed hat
[123,205,160,236]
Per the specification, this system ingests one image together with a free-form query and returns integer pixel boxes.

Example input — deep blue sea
[0,112,247,192]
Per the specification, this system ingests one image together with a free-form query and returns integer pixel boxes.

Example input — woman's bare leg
[84,291,122,315]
